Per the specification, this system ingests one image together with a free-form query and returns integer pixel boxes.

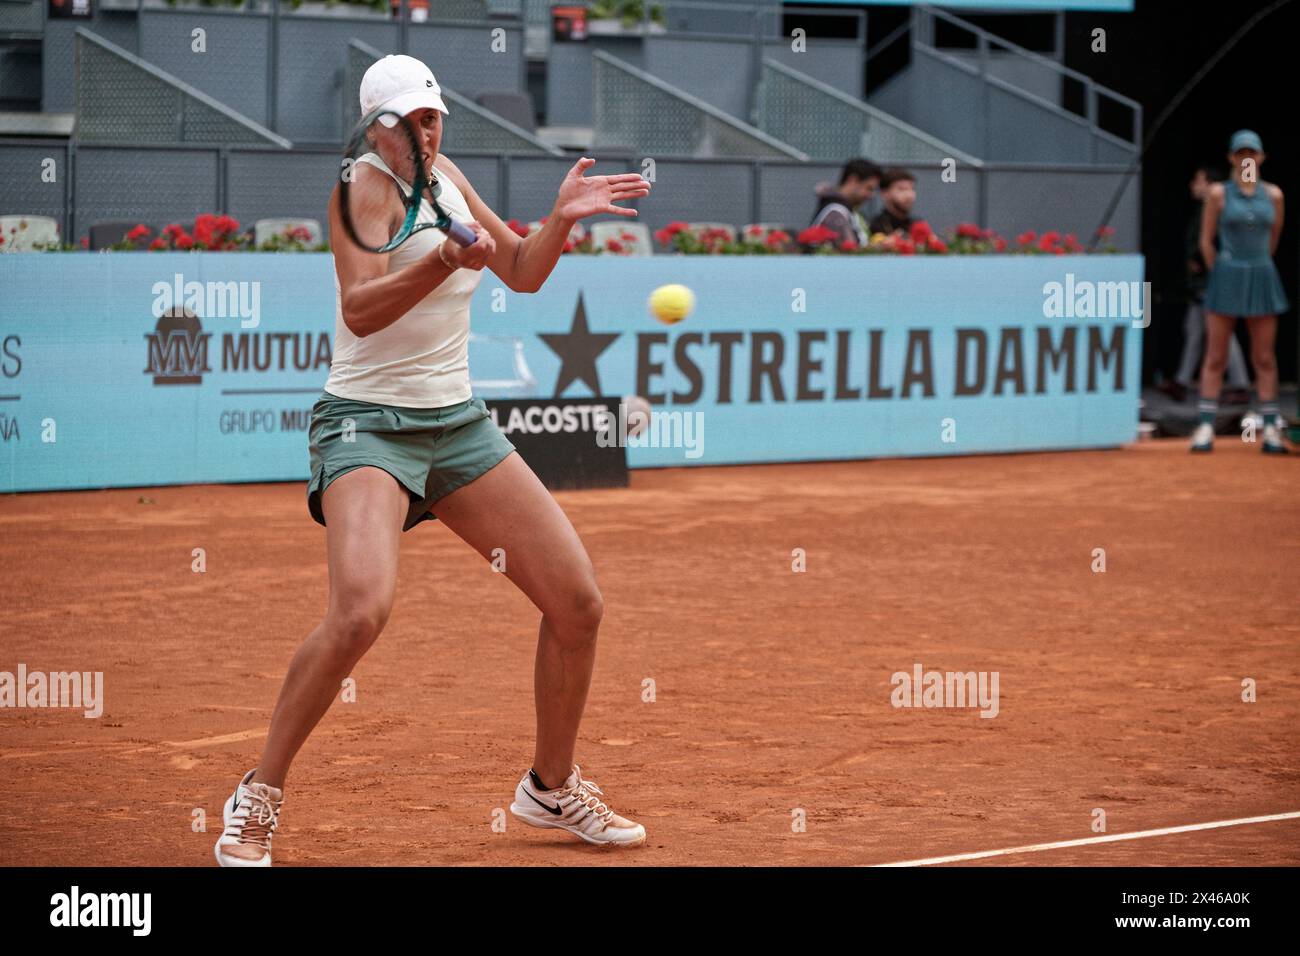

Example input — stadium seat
[253,218,323,248]
[88,220,151,251]
[473,91,537,134]
[589,221,652,256]
[0,215,60,252]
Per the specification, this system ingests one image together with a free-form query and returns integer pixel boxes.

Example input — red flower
[765,230,790,248]
[895,237,916,255]
[927,236,948,254]
[0,236,5,247]
[562,239,575,253]
[1038,231,1061,252]
[654,221,691,245]
[505,218,530,238]
[909,220,932,244]
[839,239,860,252]
[745,224,764,236]
[994,237,1007,252]
[127,223,151,241]
[797,225,837,245]
[175,234,195,250]
[1016,231,1036,246]
[149,237,167,251]
[163,223,185,238]
[956,222,982,240]
[605,239,624,253]
[1097,225,1116,238]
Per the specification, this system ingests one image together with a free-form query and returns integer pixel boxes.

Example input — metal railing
[912,5,1141,158]
[757,57,981,166]
[592,49,808,160]
[75,28,292,147]
[0,137,1141,258]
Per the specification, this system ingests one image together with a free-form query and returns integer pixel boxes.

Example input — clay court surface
[1,439,1298,866]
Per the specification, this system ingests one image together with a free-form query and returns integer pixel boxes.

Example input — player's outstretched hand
[554,157,651,221]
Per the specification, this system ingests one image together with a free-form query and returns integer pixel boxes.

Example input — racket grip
[446,220,477,247]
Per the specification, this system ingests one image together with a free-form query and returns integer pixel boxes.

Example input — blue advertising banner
[0,253,1144,493]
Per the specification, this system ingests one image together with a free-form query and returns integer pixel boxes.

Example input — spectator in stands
[869,168,917,237]
[810,159,881,248]
[1163,165,1251,404]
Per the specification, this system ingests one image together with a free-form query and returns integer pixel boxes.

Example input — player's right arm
[329,164,483,338]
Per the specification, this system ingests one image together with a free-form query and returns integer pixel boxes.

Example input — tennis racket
[338,107,477,254]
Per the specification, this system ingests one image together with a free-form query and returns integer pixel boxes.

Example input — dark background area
[1063,0,1297,384]
[799,0,1296,385]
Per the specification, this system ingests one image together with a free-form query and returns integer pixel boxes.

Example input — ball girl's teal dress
[1204,179,1289,317]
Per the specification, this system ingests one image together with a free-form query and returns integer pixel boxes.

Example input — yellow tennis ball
[648,284,695,325]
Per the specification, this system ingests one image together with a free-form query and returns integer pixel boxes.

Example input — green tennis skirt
[1204,257,1290,317]
[307,389,515,532]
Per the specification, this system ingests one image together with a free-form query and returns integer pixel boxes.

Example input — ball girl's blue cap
[1229,129,1263,152]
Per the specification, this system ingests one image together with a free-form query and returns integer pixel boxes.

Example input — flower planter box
[586,19,666,36]
[283,1,392,19]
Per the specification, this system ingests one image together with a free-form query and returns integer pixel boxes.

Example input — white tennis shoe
[510,766,646,847]
[214,769,283,867]
[1261,423,1289,454]
[1189,422,1215,452]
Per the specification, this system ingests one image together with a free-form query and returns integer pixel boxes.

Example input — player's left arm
[1268,183,1284,256]
[436,154,649,293]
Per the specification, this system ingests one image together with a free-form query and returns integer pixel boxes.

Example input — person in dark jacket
[809,159,881,248]
[868,168,917,236]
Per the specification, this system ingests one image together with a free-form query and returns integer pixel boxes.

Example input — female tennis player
[216,54,650,866]
[1190,129,1288,453]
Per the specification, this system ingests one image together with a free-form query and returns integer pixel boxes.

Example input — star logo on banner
[539,292,620,398]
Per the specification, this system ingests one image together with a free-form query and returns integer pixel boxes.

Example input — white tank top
[326,152,482,408]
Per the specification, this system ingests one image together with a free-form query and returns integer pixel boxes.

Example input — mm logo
[144,308,211,386]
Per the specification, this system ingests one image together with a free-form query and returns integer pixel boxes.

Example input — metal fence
[0,137,1140,256]
[756,57,980,166]
[868,5,1142,165]
[75,28,291,147]
[592,50,808,160]
[40,3,527,145]
[543,1,860,130]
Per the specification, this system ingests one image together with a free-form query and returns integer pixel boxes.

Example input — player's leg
[432,452,644,846]
[1245,315,1287,452]
[216,466,406,867]
[433,451,599,785]
[1192,310,1236,451]
[256,466,407,786]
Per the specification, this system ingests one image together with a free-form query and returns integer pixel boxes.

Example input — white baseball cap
[360,54,449,127]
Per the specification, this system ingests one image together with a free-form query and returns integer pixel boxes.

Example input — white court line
[872,811,1300,867]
